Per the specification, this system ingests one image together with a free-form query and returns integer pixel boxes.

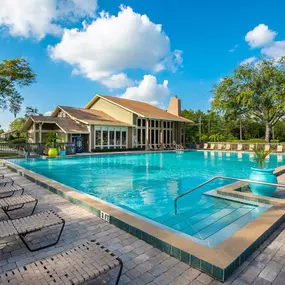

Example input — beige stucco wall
[89,98,133,124]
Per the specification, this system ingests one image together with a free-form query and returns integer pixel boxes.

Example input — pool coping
[2,160,285,281]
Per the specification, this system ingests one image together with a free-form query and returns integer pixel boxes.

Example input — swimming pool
[9,151,284,247]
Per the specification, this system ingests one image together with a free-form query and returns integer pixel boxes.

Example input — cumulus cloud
[44,110,53,116]
[119,75,170,107]
[101,73,134,89]
[48,5,182,89]
[245,24,277,48]
[0,0,97,39]
[262,41,285,59]
[240,56,257,65]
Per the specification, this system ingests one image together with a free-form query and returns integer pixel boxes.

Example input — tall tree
[211,57,285,142]
[0,58,36,117]
[9,118,26,137]
[25,106,40,117]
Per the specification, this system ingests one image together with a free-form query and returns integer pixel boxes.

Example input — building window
[109,129,114,146]
[136,117,146,148]
[96,130,101,146]
[94,127,128,149]
[122,130,127,147]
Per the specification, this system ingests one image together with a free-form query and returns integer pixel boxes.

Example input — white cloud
[119,75,170,107]
[48,5,182,88]
[229,44,239,52]
[44,111,53,116]
[262,41,285,59]
[240,56,257,65]
[0,0,97,39]
[101,73,133,89]
[245,24,277,48]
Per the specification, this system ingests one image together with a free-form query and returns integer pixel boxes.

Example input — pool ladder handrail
[174,175,285,215]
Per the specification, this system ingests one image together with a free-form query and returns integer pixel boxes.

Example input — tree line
[1,57,285,143]
[183,57,285,143]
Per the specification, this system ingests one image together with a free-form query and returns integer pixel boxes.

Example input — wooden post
[146,119,149,150]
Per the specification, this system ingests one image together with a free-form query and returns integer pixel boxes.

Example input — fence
[0,142,76,158]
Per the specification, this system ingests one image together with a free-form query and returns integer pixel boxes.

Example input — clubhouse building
[22,95,192,152]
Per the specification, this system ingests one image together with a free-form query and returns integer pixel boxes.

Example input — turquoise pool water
[9,151,284,247]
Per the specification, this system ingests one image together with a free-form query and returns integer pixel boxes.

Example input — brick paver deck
[1,165,285,285]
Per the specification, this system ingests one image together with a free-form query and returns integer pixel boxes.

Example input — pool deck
[1,166,285,284]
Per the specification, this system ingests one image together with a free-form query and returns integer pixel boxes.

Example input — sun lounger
[0,177,14,186]
[0,195,38,219]
[209,144,215,150]
[0,210,65,251]
[277,145,283,153]
[265,144,271,151]
[0,184,24,198]
[225,144,231,151]
[0,239,123,285]
[237,144,243,151]
[217,144,223,150]
[0,184,25,199]
[249,144,255,151]
[203,143,208,150]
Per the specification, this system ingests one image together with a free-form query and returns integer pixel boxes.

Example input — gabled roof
[52,106,133,126]
[85,95,192,123]
[22,116,89,133]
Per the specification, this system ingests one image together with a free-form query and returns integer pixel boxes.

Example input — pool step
[154,200,257,241]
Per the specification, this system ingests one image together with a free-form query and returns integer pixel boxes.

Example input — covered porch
[136,117,187,149]
[22,116,90,152]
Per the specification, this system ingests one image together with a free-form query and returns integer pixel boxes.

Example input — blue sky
[1,0,285,130]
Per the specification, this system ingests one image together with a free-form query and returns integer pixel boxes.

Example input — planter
[48,148,58,157]
[59,150,66,156]
[248,167,277,197]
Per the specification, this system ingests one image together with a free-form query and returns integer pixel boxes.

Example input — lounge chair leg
[19,219,65,252]
[115,258,123,285]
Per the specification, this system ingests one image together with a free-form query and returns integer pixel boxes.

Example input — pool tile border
[3,160,285,282]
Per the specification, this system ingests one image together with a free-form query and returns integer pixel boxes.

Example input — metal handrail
[174,176,285,215]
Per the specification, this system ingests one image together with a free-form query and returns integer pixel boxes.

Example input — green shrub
[199,134,209,142]
[270,139,279,143]
[9,138,26,144]
[247,139,266,143]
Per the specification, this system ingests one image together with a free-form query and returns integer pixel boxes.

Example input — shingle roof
[56,106,132,126]
[29,116,89,133]
[87,95,192,122]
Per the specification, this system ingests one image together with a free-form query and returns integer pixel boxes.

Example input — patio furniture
[149,145,158,151]
[237,144,243,151]
[0,176,14,186]
[277,145,283,153]
[225,144,231,151]
[0,184,24,198]
[203,143,208,149]
[0,195,38,219]
[0,210,65,251]
[217,144,223,150]
[249,144,255,151]
[265,144,271,151]
[0,239,123,285]
[209,144,215,150]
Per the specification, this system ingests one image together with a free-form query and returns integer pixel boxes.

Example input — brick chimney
[167,95,181,116]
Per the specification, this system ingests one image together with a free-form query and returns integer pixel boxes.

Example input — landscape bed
[4,150,285,281]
